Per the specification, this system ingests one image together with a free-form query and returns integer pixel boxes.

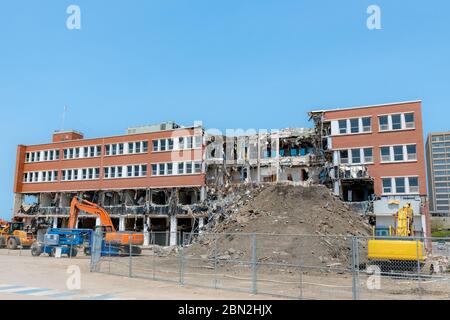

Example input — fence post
[214,233,218,289]
[299,268,303,300]
[351,236,360,300]
[108,241,111,274]
[129,235,133,278]
[251,233,258,295]
[179,241,185,285]
[152,234,156,280]
[416,238,422,300]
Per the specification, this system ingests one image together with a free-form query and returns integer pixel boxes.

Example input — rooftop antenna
[61,105,68,131]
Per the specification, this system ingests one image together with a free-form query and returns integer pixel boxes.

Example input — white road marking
[0,286,39,293]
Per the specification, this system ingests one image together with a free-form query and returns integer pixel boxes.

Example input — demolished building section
[205,128,323,188]
[308,111,375,215]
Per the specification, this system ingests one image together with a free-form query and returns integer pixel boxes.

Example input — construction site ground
[1,184,448,300]
[2,249,448,300]
[0,251,277,300]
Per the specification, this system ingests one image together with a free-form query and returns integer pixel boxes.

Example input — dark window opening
[152,191,168,205]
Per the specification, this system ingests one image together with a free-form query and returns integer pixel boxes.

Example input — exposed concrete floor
[0,253,281,300]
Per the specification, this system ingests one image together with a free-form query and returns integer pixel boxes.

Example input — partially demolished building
[12,100,431,239]
[309,100,430,237]
[13,122,207,245]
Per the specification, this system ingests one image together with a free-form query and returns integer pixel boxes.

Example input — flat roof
[21,125,201,148]
[428,131,450,137]
[309,100,422,114]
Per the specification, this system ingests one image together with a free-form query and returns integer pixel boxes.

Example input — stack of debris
[187,184,372,269]
[428,255,450,274]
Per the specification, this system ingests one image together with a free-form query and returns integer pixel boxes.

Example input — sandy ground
[1,248,448,300]
[0,251,281,300]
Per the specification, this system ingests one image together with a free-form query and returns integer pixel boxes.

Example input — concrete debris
[187,184,372,268]
[428,255,450,274]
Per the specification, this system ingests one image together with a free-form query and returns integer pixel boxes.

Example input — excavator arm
[67,196,143,247]
[69,197,116,232]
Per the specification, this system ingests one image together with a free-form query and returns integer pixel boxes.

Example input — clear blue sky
[0,1,449,219]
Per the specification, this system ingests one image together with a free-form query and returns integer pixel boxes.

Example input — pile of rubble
[187,183,372,268]
[143,245,179,257]
[428,255,450,274]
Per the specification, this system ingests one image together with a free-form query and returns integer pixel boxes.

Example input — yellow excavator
[368,203,424,272]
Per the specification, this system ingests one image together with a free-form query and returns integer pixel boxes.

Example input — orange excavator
[68,197,143,254]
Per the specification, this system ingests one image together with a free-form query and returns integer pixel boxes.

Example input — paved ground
[0,253,280,300]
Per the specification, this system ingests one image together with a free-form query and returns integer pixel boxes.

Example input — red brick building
[310,101,429,236]
[13,122,206,245]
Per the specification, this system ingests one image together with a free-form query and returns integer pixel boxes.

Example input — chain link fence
[89,231,450,300]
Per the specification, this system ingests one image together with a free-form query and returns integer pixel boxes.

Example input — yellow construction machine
[0,218,36,249]
[368,203,424,272]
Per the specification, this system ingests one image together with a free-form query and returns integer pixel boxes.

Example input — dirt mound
[187,184,372,268]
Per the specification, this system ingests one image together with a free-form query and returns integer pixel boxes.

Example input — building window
[159,163,166,175]
[393,145,404,161]
[143,141,148,152]
[340,150,349,164]
[186,137,193,149]
[194,162,202,173]
[179,137,185,149]
[167,163,173,175]
[391,114,402,130]
[382,178,392,194]
[409,177,419,193]
[178,162,184,174]
[111,144,117,156]
[404,113,415,129]
[168,139,174,151]
[118,143,124,155]
[160,140,167,151]
[186,162,193,174]
[362,117,371,132]
[406,145,417,160]
[350,119,359,134]
[95,146,100,157]
[25,149,60,163]
[351,149,361,164]
[338,120,347,134]
[87,168,93,180]
[152,140,159,152]
[379,116,389,131]
[194,136,202,148]
[380,147,391,162]
[395,177,406,193]
[152,164,157,176]
[363,148,373,163]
